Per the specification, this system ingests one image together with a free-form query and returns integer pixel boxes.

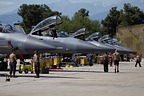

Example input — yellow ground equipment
[45,58,53,69]
[80,56,87,65]
[52,56,62,68]
[19,62,32,74]
[39,59,46,68]
[97,56,104,64]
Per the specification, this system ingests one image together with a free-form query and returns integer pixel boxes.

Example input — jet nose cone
[77,40,103,53]
[117,45,137,54]
[25,37,56,53]
[127,49,137,54]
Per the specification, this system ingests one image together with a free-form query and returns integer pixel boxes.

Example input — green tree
[120,3,144,26]
[87,20,101,35]
[101,7,121,37]
[56,16,71,32]
[18,4,60,33]
[56,8,101,39]
[71,8,90,32]
[71,8,101,34]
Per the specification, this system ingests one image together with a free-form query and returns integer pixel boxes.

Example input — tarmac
[0,60,144,96]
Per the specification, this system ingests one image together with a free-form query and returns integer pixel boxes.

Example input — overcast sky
[0,0,143,15]
[0,0,119,14]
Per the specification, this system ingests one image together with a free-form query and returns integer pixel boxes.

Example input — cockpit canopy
[86,32,100,41]
[58,31,69,37]
[0,24,19,33]
[31,15,63,33]
[70,28,88,38]
[98,35,110,43]
[98,35,122,45]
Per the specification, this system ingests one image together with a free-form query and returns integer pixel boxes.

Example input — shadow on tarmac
[49,69,115,73]
[16,74,82,79]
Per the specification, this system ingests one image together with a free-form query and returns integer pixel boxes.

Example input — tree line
[18,3,144,37]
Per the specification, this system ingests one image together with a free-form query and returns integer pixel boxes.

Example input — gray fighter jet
[85,33,115,53]
[108,38,136,54]
[98,35,136,54]
[65,29,116,53]
[29,15,104,54]
[0,23,56,56]
[58,28,87,39]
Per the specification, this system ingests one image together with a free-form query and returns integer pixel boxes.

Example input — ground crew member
[88,53,93,66]
[109,53,113,67]
[9,50,17,78]
[135,53,142,67]
[33,50,40,78]
[103,52,109,72]
[113,50,121,73]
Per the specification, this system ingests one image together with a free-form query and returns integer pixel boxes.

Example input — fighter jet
[65,29,115,53]
[0,23,56,56]
[29,15,104,54]
[98,35,136,54]
[109,38,136,54]
[85,33,115,53]
[58,28,87,39]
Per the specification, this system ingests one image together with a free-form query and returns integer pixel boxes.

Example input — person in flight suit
[103,52,109,72]
[9,50,17,78]
[33,50,40,78]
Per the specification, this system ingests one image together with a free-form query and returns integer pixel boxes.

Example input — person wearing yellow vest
[9,50,17,78]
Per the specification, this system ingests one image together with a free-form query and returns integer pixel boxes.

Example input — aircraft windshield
[31,15,62,33]
[111,40,121,45]
[58,31,69,37]
[98,35,110,43]
[0,24,18,33]
[70,28,87,37]
[86,32,100,41]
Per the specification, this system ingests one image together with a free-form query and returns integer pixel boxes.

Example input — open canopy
[0,24,19,33]
[31,15,62,34]
[70,28,88,38]
[86,32,100,41]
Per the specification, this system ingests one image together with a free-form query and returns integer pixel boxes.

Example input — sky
[0,0,118,15]
[0,0,143,15]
